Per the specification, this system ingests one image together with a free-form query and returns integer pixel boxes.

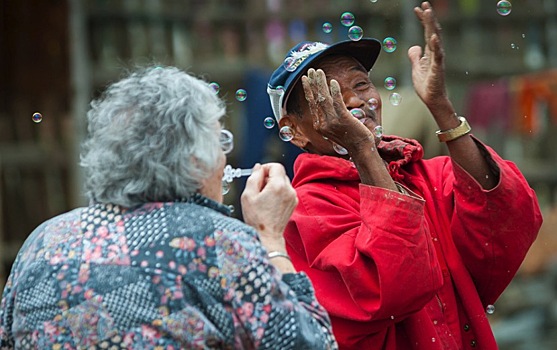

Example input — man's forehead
[315,55,368,74]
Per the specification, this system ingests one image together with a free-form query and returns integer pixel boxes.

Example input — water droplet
[389,92,402,106]
[368,98,379,111]
[348,26,363,41]
[384,76,396,90]
[370,0,378,3]
[432,338,436,343]
[350,108,365,119]
[496,0,512,16]
[279,125,294,141]
[486,304,495,314]
[382,37,397,53]
[373,125,383,139]
[209,82,220,94]
[235,89,247,101]
[465,71,469,75]
[340,12,355,27]
[390,315,395,320]
[521,33,526,38]
[333,142,348,155]
[322,22,333,33]
[283,56,297,72]
[32,112,43,123]
[264,117,276,129]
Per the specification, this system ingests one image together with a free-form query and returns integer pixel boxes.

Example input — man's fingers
[329,79,348,118]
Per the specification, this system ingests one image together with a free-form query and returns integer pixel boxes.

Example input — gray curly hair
[80,66,226,207]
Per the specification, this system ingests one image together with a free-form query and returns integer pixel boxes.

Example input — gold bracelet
[267,251,291,261]
[436,116,472,142]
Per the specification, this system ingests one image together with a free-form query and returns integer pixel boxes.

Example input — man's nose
[343,90,365,109]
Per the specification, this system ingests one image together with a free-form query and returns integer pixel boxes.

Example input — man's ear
[279,114,309,149]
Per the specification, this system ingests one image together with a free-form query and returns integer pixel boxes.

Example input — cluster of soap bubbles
[209,82,248,103]
[382,76,401,106]
[337,12,365,42]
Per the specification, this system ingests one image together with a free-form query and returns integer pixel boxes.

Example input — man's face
[287,55,382,157]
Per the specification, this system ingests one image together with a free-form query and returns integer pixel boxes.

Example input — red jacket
[285,136,542,349]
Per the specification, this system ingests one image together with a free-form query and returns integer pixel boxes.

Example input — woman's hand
[241,163,298,253]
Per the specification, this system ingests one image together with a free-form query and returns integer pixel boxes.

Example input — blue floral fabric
[0,195,337,349]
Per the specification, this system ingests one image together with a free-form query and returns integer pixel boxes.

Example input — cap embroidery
[286,42,329,72]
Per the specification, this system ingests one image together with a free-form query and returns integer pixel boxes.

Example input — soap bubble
[222,181,231,195]
[486,305,495,314]
[322,22,333,33]
[350,108,365,119]
[220,129,234,155]
[340,12,355,27]
[384,77,396,90]
[235,89,247,101]
[496,0,512,16]
[264,117,276,129]
[333,142,348,155]
[348,26,363,41]
[389,92,402,106]
[382,37,397,53]
[32,112,43,123]
[368,98,379,111]
[209,82,220,94]
[279,125,294,141]
[373,125,383,139]
[283,56,297,72]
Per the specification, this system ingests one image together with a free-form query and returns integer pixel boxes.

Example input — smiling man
[266,2,542,349]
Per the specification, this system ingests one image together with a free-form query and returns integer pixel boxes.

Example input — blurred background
[0,0,556,348]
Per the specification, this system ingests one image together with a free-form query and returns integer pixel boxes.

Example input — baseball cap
[267,38,382,122]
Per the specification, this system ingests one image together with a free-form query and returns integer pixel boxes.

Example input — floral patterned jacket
[0,194,337,349]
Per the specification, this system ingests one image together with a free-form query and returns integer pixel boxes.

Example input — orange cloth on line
[515,70,557,135]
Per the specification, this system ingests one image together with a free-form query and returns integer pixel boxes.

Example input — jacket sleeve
[0,272,15,349]
[219,227,338,350]
[448,140,542,304]
[285,182,443,332]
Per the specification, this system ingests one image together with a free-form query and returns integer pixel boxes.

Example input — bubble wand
[223,165,253,183]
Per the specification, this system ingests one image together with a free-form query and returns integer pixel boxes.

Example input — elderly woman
[0,66,338,349]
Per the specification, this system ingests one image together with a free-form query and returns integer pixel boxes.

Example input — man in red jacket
[266,2,542,349]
